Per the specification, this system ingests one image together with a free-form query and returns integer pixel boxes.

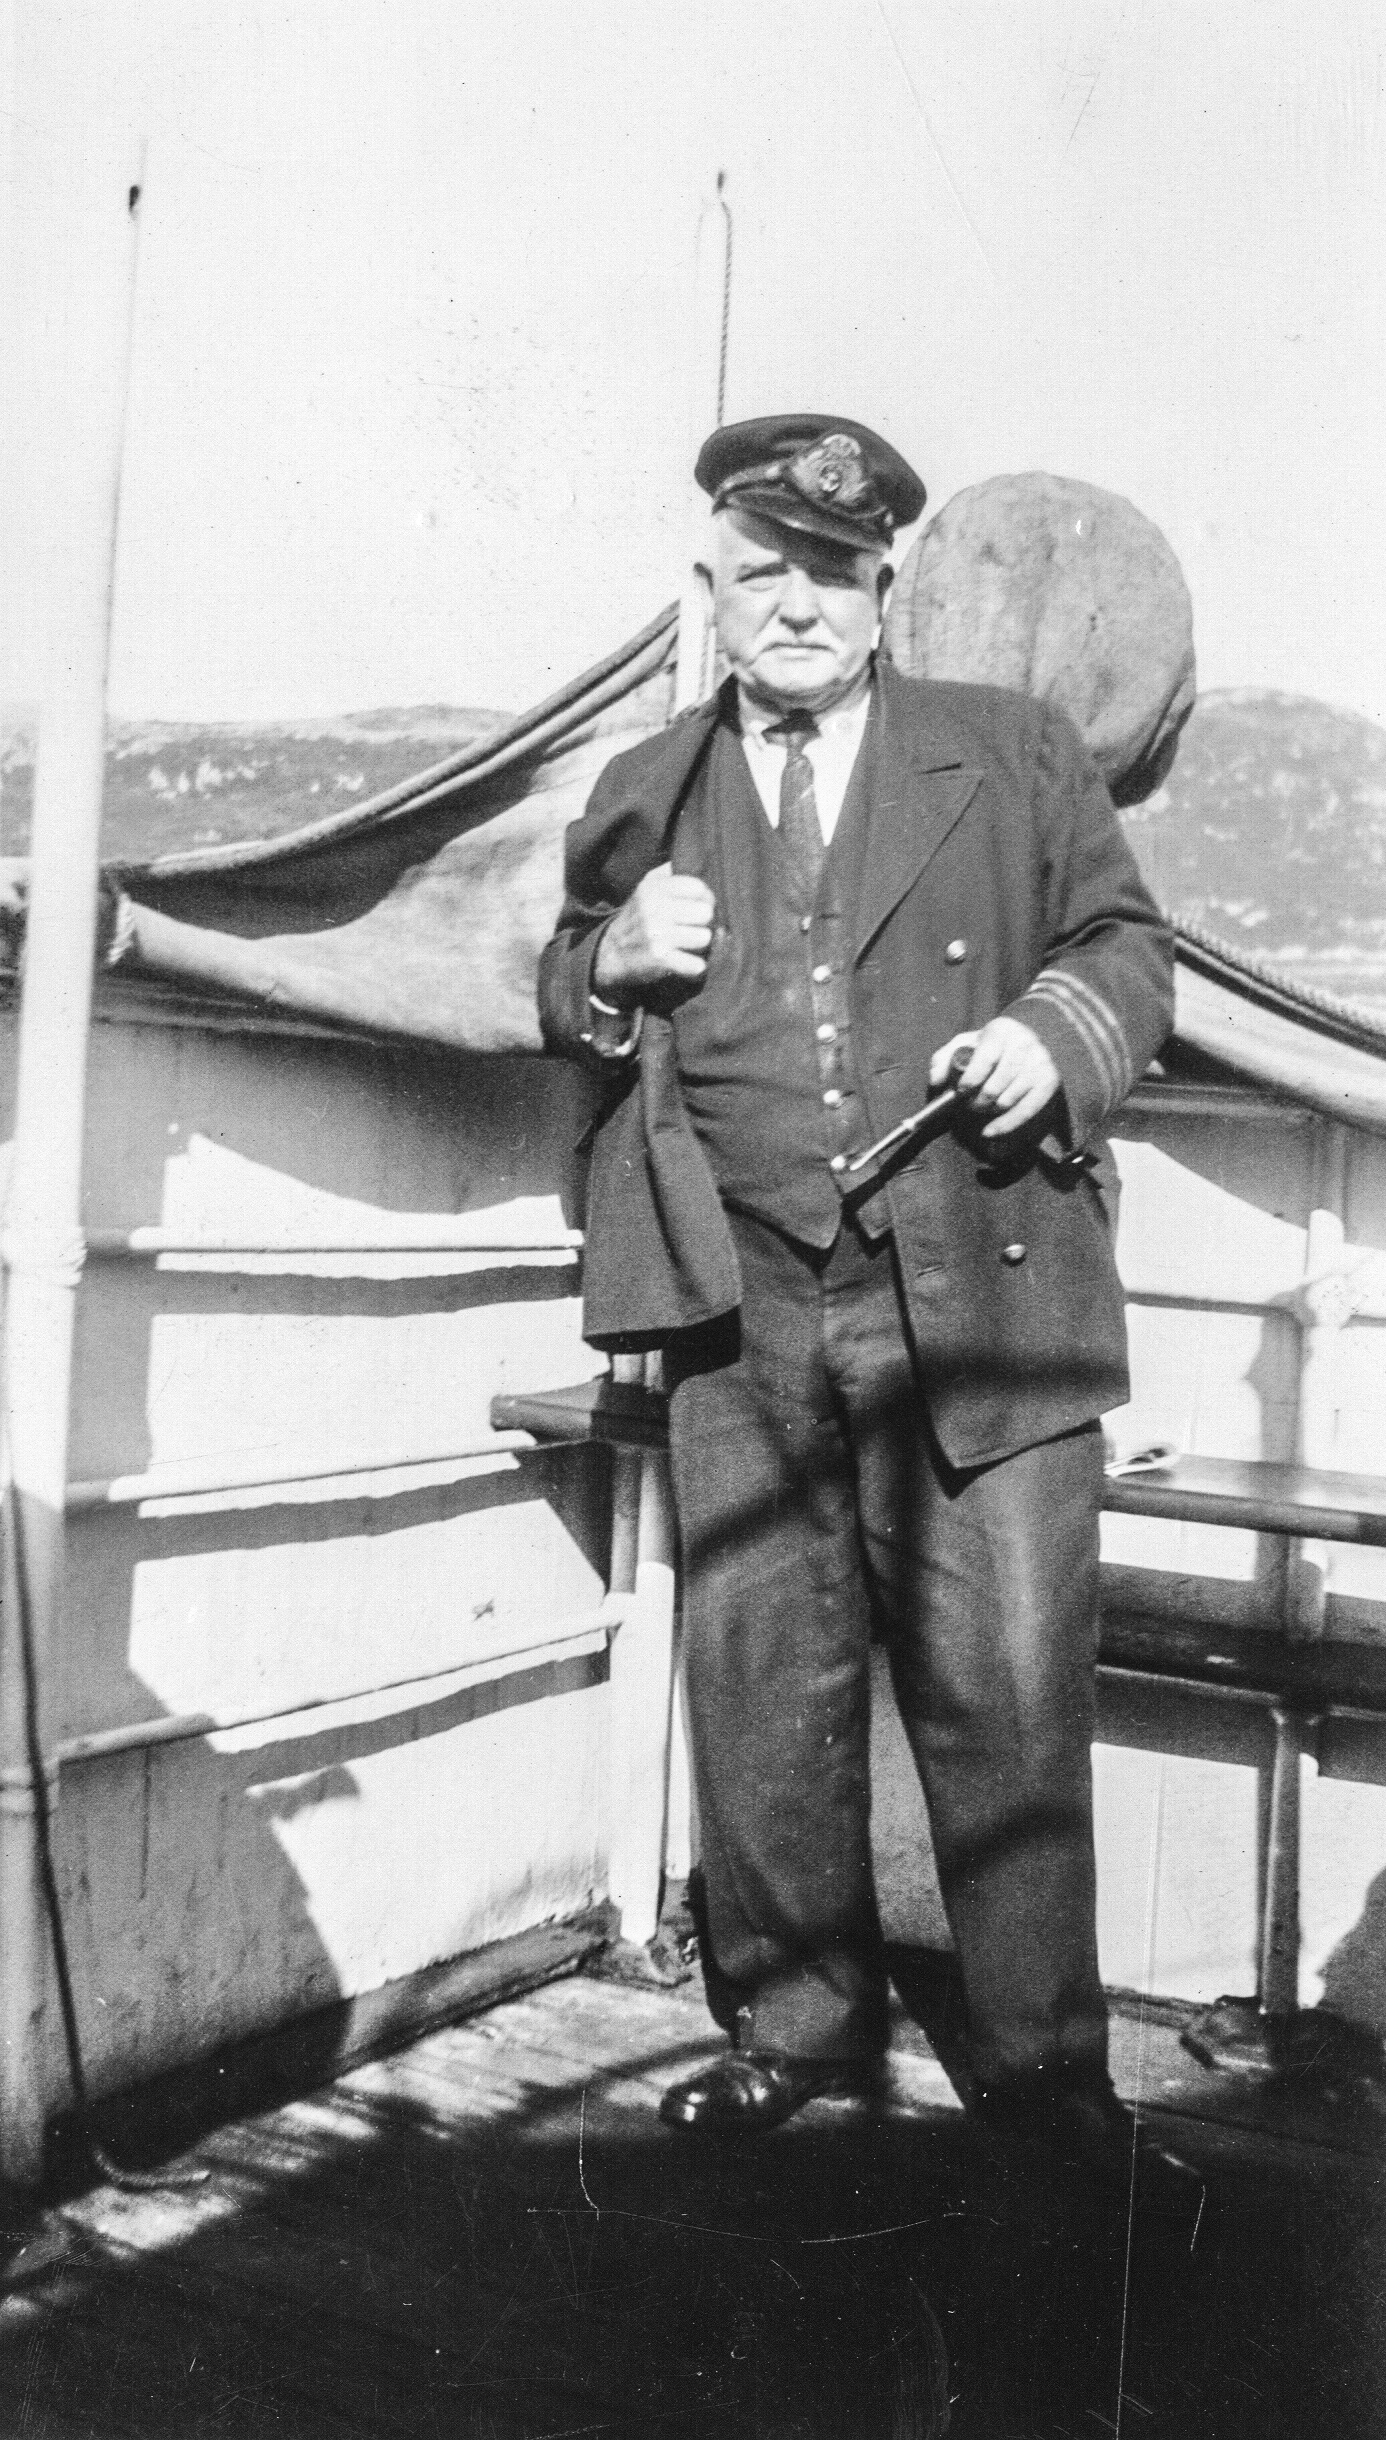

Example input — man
[539,415,1174,2149]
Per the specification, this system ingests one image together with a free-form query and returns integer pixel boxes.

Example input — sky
[4,1,1385,727]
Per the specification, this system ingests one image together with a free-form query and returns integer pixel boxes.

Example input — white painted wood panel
[55,1667,608,2098]
[63,1459,607,1739]
[2,1003,617,2106]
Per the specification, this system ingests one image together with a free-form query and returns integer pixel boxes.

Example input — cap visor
[716,482,888,552]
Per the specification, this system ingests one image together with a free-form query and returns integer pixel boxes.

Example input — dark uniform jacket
[539,661,1173,1470]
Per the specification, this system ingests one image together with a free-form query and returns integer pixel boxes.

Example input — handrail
[65,1429,565,1512]
[41,1227,1386,1317]
[49,1610,626,1767]
[82,1228,582,1260]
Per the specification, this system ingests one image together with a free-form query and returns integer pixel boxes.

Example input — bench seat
[492,1377,1386,1710]
[492,1378,1386,1553]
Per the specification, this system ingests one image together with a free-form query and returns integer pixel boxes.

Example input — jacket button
[1000,1242,1028,1265]
[812,963,833,983]
[830,1154,848,1173]
[799,915,813,934]
[816,1022,837,1043]
[944,938,968,965]
[823,1088,843,1108]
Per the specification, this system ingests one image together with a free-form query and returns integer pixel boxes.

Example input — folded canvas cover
[60,605,1386,1132]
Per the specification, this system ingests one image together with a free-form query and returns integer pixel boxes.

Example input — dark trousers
[665,1204,1109,2093]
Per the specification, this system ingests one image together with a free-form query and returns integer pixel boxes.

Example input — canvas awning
[69,606,1386,1133]
[100,606,678,1056]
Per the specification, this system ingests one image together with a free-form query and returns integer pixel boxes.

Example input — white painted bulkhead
[2,998,612,2104]
[4,998,1386,2114]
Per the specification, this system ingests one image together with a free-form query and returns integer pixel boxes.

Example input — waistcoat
[669,697,884,1250]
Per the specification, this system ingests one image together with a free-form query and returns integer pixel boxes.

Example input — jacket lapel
[650,691,725,855]
[853,664,983,962]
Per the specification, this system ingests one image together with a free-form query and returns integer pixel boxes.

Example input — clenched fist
[929,1016,1061,1140]
[594,863,717,1001]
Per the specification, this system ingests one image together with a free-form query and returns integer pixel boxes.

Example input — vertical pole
[1287,1122,1351,1638]
[673,175,732,714]
[605,1409,677,1947]
[1258,1706,1316,2019]
[604,1380,651,1937]
[0,139,145,2185]
[663,1665,694,1886]
[1238,1120,1349,2046]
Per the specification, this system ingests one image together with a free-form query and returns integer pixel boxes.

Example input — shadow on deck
[0,1959,1383,2439]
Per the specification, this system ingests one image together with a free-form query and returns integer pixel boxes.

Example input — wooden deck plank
[1,1967,1383,2439]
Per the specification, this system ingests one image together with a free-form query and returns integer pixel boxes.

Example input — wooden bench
[492,1376,1386,2079]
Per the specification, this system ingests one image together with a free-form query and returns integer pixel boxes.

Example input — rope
[1173,912,1386,1054]
[714,172,733,426]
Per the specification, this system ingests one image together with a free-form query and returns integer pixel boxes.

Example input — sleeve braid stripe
[1023,977,1122,1105]
[1022,969,1133,1105]
[1058,969,1136,1098]
[1025,970,1130,1102]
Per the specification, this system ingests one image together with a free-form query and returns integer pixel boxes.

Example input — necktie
[768,714,824,900]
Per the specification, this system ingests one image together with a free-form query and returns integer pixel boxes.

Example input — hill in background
[0,706,503,866]
[3,684,1384,1012]
[1122,689,1386,1008]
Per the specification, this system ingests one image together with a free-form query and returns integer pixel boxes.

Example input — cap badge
[788,432,870,508]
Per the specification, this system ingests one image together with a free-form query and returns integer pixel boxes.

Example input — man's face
[705,507,892,715]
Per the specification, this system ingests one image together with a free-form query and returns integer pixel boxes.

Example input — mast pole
[673,173,732,713]
[0,138,146,2184]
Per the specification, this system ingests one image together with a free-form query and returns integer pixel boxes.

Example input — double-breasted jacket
[538,660,1174,1471]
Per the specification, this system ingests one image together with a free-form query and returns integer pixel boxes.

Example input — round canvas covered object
[884,472,1196,805]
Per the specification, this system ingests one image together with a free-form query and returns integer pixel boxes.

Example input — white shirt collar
[735,669,874,843]
[736,665,874,742]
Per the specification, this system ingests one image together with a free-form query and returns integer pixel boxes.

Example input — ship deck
[1,1957,1382,2439]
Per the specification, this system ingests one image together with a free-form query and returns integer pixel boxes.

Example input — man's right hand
[593,863,717,1001]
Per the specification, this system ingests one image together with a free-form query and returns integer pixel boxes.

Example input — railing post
[604,1360,677,1945]
[1287,1123,1352,1639]
[1257,1704,1315,2018]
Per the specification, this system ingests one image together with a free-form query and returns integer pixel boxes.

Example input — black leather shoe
[975,2077,1203,2213]
[658,2047,879,2134]
[1053,2084,1203,2197]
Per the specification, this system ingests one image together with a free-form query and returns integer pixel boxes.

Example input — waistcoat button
[799,915,813,934]
[823,1088,843,1108]
[830,1154,848,1173]
[1000,1242,1028,1265]
[944,938,968,965]
[812,963,833,983]
[816,1022,837,1043]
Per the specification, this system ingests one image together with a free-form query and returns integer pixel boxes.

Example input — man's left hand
[930,1018,1061,1139]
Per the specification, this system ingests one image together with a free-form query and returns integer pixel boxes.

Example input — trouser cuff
[742,1969,887,2063]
